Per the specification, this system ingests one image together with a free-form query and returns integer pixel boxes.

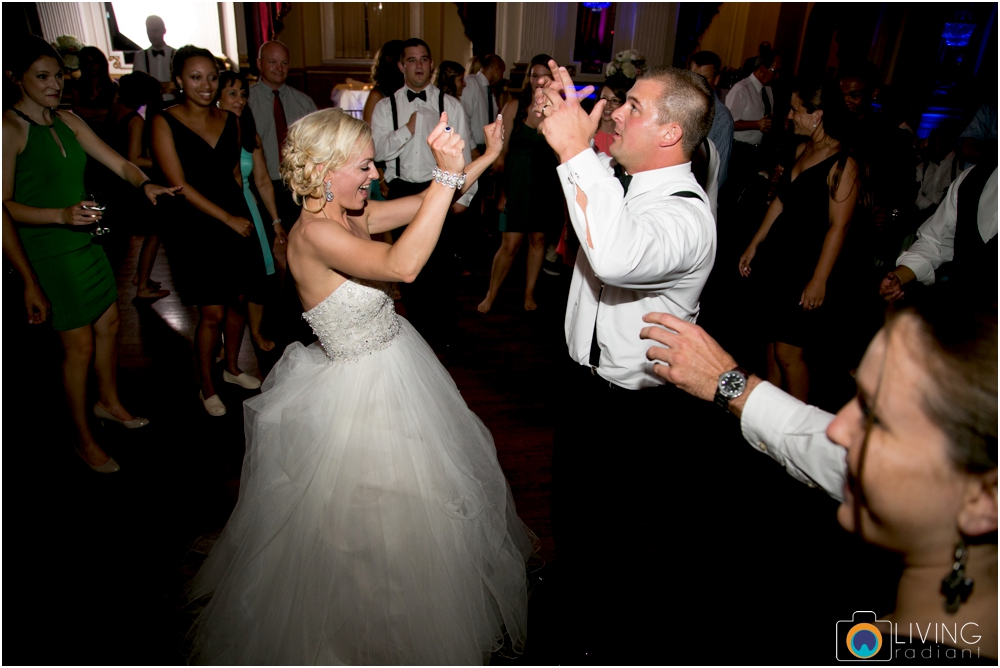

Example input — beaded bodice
[302,279,401,362]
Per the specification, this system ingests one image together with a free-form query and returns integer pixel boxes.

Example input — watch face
[719,370,746,399]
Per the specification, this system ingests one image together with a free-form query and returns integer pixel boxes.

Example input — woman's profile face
[788,92,821,137]
[218,79,247,116]
[176,56,219,107]
[453,72,466,98]
[328,139,379,210]
[528,65,551,92]
[826,317,969,559]
[16,56,65,108]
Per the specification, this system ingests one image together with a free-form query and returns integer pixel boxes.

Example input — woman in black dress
[151,46,264,417]
[738,79,860,401]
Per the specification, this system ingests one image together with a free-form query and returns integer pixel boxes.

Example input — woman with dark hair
[216,69,285,352]
[478,54,563,313]
[361,39,405,127]
[432,60,467,100]
[3,36,177,472]
[738,78,860,401]
[70,46,117,129]
[593,76,631,156]
[151,45,265,416]
[111,71,170,299]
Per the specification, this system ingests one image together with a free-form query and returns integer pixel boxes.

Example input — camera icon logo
[836,611,893,661]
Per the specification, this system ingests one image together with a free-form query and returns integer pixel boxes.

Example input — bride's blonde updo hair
[280,108,372,207]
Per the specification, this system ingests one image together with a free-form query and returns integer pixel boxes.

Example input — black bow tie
[151,49,165,57]
[406,89,427,103]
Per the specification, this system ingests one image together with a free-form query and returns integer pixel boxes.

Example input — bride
[187,109,536,665]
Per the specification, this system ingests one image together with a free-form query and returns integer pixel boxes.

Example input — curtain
[333,3,409,59]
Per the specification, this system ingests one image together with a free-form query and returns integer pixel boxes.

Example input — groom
[535,60,717,656]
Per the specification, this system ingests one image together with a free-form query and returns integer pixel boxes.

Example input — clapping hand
[533,59,603,163]
[427,112,466,175]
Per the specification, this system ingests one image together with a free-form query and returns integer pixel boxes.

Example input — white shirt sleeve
[556,149,711,290]
[448,97,478,207]
[371,94,414,167]
[725,83,751,122]
[896,168,966,284]
[740,381,847,500]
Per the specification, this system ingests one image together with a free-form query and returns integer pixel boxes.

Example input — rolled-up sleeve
[556,149,711,290]
[896,169,965,285]
[740,381,846,500]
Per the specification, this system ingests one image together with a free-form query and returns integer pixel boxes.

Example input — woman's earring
[941,539,974,613]
[324,181,334,202]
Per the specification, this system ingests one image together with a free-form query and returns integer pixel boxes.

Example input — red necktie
[273,89,288,162]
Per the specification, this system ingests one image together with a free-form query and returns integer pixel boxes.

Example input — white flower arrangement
[604,50,645,79]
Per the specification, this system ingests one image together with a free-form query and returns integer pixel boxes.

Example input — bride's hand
[427,112,466,175]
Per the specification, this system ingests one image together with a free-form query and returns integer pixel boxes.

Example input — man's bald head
[145,15,166,49]
[258,41,291,89]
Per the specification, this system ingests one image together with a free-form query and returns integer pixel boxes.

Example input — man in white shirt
[371,38,476,350]
[880,163,997,302]
[724,51,780,205]
[248,41,317,228]
[535,60,717,657]
[461,54,505,154]
[131,15,176,100]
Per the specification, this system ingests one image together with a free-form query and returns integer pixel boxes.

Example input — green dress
[13,109,117,330]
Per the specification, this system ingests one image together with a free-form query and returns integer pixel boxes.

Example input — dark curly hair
[171,44,217,92]
[432,61,465,98]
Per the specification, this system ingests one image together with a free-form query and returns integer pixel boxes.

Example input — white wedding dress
[187,278,536,665]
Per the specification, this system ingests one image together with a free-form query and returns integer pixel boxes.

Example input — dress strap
[10,107,40,126]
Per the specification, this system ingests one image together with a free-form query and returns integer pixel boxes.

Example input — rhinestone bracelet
[432,167,467,190]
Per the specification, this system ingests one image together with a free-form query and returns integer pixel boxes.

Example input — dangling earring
[324,180,334,202]
[941,539,974,613]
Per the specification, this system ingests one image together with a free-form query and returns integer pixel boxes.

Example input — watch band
[714,366,749,412]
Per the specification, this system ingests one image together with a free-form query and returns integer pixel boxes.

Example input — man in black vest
[880,162,997,302]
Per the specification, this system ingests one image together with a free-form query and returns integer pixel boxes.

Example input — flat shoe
[200,391,227,417]
[223,370,262,390]
[94,404,150,429]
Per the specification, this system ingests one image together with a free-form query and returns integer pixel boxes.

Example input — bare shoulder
[53,109,86,133]
[501,99,519,117]
[2,111,28,148]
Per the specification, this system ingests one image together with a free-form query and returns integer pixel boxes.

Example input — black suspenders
[388,89,445,182]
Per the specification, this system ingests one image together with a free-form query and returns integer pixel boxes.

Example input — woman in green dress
[2,37,178,473]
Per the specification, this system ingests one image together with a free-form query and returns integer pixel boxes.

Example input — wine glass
[81,190,109,236]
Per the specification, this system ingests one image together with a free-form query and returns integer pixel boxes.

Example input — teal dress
[13,109,117,331]
[240,148,274,276]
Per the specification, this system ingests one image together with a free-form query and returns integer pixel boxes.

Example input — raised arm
[60,111,177,203]
[151,113,252,237]
[299,113,465,284]
[367,113,503,235]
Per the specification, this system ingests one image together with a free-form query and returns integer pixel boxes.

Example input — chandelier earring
[324,180,334,202]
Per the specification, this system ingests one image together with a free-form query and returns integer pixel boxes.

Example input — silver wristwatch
[714,366,749,412]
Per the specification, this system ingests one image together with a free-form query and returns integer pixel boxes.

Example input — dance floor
[4,225,900,665]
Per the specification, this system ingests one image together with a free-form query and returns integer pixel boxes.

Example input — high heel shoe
[222,369,262,390]
[94,404,150,429]
[74,445,120,473]
[200,391,227,417]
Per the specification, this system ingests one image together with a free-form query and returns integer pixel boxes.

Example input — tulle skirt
[187,319,535,665]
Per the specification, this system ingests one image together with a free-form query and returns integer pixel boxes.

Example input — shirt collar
[748,72,765,92]
[624,162,696,202]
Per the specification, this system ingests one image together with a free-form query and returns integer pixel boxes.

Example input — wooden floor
[4,223,900,665]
